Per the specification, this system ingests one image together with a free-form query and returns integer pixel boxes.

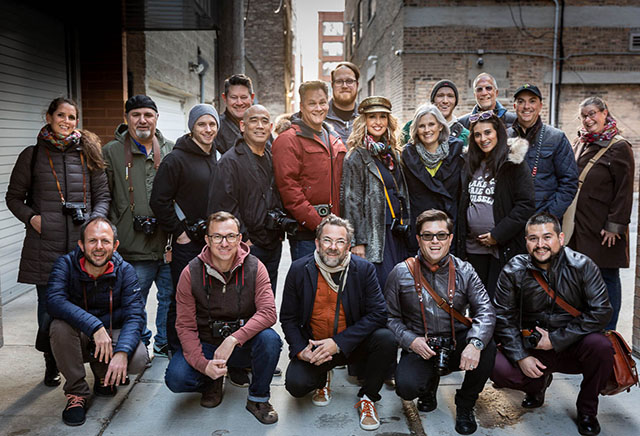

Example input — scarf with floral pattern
[364,134,395,171]
[38,125,81,150]
[578,118,618,144]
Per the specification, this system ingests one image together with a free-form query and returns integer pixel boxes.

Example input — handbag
[532,271,638,395]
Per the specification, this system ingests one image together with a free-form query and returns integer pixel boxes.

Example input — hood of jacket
[196,241,251,282]
[174,133,213,157]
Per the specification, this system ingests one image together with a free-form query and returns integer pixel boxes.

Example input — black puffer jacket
[6,133,110,285]
[494,247,612,362]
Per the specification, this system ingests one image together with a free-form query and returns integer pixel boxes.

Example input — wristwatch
[469,338,484,351]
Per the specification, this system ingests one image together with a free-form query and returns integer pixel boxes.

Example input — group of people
[5,62,633,436]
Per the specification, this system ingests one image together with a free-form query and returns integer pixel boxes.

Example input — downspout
[550,0,560,127]
[198,50,210,104]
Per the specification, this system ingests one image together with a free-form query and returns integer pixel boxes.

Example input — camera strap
[332,270,347,337]
[124,135,161,214]
[43,147,86,205]
[374,164,403,223]
[83,282,113,338]
[531,270,581,317]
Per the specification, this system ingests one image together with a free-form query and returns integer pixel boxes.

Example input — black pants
[167,240,204,354]
[395,331,497,410]
[467,253,501,301]
[285,328,397,402]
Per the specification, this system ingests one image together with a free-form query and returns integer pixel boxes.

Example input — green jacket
[103,124,174,261]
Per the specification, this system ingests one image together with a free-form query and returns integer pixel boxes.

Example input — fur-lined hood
[506,136,528,165]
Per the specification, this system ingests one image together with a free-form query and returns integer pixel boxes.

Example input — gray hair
[579,96,615,121]
[473,72,498,90]
[409,104,450,146]
[315,214,354,243]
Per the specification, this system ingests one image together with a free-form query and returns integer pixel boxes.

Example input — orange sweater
[310,273,347,340]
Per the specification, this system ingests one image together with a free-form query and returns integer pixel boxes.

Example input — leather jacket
[494,247,612,362]
[384,253,495,351]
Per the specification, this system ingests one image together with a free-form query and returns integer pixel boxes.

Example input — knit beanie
[188,104,220,131]
[430,80,459,107]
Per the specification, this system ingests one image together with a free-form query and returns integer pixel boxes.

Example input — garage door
[147,91,188,143]
[0,2,69,303]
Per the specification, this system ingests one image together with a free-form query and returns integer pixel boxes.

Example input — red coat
[272,119,346,232]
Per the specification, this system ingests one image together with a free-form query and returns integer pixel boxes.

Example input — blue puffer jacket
[46,246,145,357]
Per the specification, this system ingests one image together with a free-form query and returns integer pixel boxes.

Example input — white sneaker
[312,370,332,406]
[355,395,380,431]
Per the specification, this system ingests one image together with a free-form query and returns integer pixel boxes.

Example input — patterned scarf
[38,125,81,150]
[578,118,618,144]
[415,140,449,169]
[364,134,395,171]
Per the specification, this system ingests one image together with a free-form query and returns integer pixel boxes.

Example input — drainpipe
[550,0,560,127]
[198,51,209,104]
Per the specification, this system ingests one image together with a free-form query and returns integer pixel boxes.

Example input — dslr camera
[313,204,331,217]
[265,209,298,236]
[63,202,87,225]
[427,336,454,376]
[186,219,207,241]
[522,321,543,349]
[210,319,245,339]
[390,218,410,238]
[133,216,158,235]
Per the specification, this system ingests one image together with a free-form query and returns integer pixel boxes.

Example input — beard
[135,129,152,140]
[532,248,559,266]
[319,248,347,268]
[333,91,357,108]
[84,250,113,268]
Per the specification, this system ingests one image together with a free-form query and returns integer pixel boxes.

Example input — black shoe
[153,342,169,358]
[62,394,87,426]
[93,378,117,397]
[228,367,250,387]
[455,407,477,435]
[201,377,224,408]
[577,413,601,436]
[522,373,553,409]
[44,352,61,387]
[273,366,282,377]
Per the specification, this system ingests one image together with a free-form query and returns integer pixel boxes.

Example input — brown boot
[246,400,278,424]
[200,377,224,408]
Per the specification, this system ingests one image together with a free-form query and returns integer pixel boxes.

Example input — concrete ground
[1,196,639,435]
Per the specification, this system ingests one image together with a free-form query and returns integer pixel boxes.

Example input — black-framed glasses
[207,233,240,244]
[579,110,600,121]
[333,79,357,87]
[419,232,450,241]
[468,111,494,123]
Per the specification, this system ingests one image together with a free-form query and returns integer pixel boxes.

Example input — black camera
[265,209,298,236]
[186,219,207,241]
[211,319,245,338]
[390,218,410,238]
[63,202,87,224]
[427,336,453,376]
[522,322,543,349]
[313,204,331,217]
[133,216,158,235]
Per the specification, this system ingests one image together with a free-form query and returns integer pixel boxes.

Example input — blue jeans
[165,328,282,401]
[131,260,174,347]
[289,239,316,261]
[250,242,282,294]
[600,267,621,330]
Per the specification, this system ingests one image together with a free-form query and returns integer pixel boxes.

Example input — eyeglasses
[320,237,348,248]
[419,232,450,241]
[207,233,240,244]
[579,110,600,121]
[333,79,357,87]
[468,111,494,123]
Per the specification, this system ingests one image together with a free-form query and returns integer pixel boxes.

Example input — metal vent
[630,32,640,51]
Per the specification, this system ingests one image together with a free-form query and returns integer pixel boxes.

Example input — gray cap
[188,104,219,131]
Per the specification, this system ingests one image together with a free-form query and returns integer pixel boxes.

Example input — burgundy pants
[491,332,614,416]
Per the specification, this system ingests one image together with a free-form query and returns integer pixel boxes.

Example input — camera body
[186,219,207,241]
[522,320,543,349]
[210,319,245,338]
[63,201,87,224]
[427,336,454,376]
[133,216,158,235]
[390,218,410,238]
[313,204,331,217]
[265,209,298,236]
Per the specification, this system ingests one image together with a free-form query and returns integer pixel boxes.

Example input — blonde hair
[346,112,400,153]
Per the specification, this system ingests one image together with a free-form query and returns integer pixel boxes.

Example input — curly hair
[346,112,400,153]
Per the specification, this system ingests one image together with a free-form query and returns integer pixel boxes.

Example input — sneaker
[93,378,117,397]
[273,366,282,377]
[311,370,332,406]
[153,343,169,358]
[354,396,380,431]
[246,400,279,424]
[200,377,224,408]
[62,394,87,426]
[228,367,250,387]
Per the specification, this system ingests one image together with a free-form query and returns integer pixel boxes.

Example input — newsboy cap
[358,96,392,114]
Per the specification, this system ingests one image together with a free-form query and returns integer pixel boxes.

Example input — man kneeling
[280,214,397,431]
[164,211,282,424]
[384,209,496,435]
[47,217,149,426]
[491,212,613,436]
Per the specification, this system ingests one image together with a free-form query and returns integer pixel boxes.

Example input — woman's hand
[600,229,620,248]
[351,244,366,259]
[30,215,42,234]
[477,232,497,247]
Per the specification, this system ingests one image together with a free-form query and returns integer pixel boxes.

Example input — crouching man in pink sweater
[164,211,282,424]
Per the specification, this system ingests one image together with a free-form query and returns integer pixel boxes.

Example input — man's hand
[351,245,366,259]
[104,352,128,386]
[93,327,113,363]
[298,344,314,363]
[205,359,228,380]
[518,356,547,378]
[176,231,191,245]
[601,229,620,248]
[213,335,238,363]
[308,338,338,366]
[534,327,553,351]
[410,336,436,360]
[459,344,481,371]
[30,215,42,234]
[477,232,497,247]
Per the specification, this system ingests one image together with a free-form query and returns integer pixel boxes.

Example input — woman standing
[567,97,634,330]
[456,112,535,299]
[341,96,410,289]
[5,97,110,386]
[402,104,465,254]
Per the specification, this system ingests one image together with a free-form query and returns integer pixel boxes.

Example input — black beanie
[125,95,158,113]
[430,80,459,107]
